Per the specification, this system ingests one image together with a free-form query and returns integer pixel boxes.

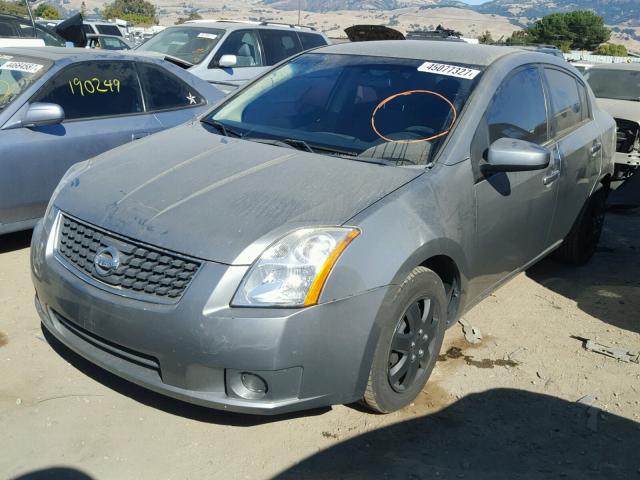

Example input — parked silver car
[31,41,615,415]
[0,47,223,235]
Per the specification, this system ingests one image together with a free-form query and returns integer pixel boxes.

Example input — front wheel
[363,267,447,413]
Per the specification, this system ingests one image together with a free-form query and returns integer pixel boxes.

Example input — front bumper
[31,219,391,415]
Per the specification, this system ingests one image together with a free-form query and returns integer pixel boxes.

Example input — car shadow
[276,388,640,479]
[527,208,640,334]
[42,326,330,427]
[11,467,93,480]
[0,229,33,254]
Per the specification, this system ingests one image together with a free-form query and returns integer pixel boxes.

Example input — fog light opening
[241,372,268,395]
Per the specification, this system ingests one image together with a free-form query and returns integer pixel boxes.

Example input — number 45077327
[68,77,121,96]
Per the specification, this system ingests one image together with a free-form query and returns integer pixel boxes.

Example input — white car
[136,20,329,93]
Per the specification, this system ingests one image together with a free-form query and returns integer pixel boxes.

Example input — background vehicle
[136,20,329,93]
[582,63,640,180]
[0,14,66,47]
[31,41,615,415]
[0,47,223,235]
[82,20,125,38]
[86,34,131,51]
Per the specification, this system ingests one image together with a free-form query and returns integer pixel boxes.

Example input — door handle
[590,143,602,155]
[543,170,560,186]
[132,132,150,141]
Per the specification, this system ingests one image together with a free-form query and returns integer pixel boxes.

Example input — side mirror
[218,54,237,68]
[482,138,551,173]
[22,103,65,128]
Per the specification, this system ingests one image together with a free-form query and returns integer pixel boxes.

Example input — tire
[553,188,607,265]
[363,266,447,414]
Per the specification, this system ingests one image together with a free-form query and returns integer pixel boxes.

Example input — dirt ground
[1,208,639,480]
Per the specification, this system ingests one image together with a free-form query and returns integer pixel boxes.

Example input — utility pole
[297,0,301,26]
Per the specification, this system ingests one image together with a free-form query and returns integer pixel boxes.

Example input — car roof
[177,20,319,33]
[313,40,523,67]
[585,62,640,71]
[0,46,141,61]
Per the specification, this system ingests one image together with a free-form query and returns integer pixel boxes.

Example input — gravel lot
[1,208,639,480]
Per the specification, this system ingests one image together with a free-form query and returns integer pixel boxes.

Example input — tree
[505,30,532,46]
[477,30,494,45]
[80,1,87,17]
[175,11,202,25]
[102,0,157,24]
[0,0,28,16]
[595,43,628,57]
[34,3,61,20]
[526,11,610,51]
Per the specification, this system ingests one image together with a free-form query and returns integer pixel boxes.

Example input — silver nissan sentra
[31,41,615,414]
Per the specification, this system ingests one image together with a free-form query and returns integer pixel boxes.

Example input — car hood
[596,98,640,123]
[55,122,422,265]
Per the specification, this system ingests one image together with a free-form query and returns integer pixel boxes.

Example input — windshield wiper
[201,119,243,138]
[243,137,316,153]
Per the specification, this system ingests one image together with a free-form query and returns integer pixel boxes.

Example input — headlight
[232,227,360,307]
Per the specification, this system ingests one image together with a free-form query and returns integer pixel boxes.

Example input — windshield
[136,27,225,65]
[584,68,640,102]
[0,54,51,111]
[207,53,483,165]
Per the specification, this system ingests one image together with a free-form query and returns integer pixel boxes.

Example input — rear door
[0,60,159,223]
[543,66,603,244]
[471,65,559,297]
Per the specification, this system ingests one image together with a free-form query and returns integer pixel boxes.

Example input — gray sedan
[31,41,615,414]
[0,47,223,235]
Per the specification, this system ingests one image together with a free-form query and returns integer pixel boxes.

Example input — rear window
[545,68,585,136]
[137,63,204,111]
[298,32,327,50]
[136,27,225,65]
[96,25,122,37]
[0,54,52,111]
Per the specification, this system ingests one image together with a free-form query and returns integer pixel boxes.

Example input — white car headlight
[232,227,360,307]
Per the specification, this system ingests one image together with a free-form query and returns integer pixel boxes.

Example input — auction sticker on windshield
[418,62,480,80]
[0,61,44,74]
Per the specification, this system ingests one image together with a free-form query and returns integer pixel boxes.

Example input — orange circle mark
[370,89,458,144]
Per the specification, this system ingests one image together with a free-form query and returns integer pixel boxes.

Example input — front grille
[57,214,201,301]
[615,118,640,153]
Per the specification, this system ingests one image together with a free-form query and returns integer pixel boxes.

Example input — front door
[469,65,559,300]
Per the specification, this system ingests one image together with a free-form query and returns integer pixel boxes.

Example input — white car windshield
[137,27,225,65]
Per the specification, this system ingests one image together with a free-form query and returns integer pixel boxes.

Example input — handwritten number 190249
[68,78,121,96]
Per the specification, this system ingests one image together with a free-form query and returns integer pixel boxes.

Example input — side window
[34,62,143,120]
[35,26,65,47]
[82,25,94,35]
[97,25,122,37]
[259,29,303,66]
[576,80,590,122]
[545,68,584,136]
[213,30,262,67]
[487,67,548,145]
[298,32,327,50]
[0,19,19,37]
[137,63,204,111]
